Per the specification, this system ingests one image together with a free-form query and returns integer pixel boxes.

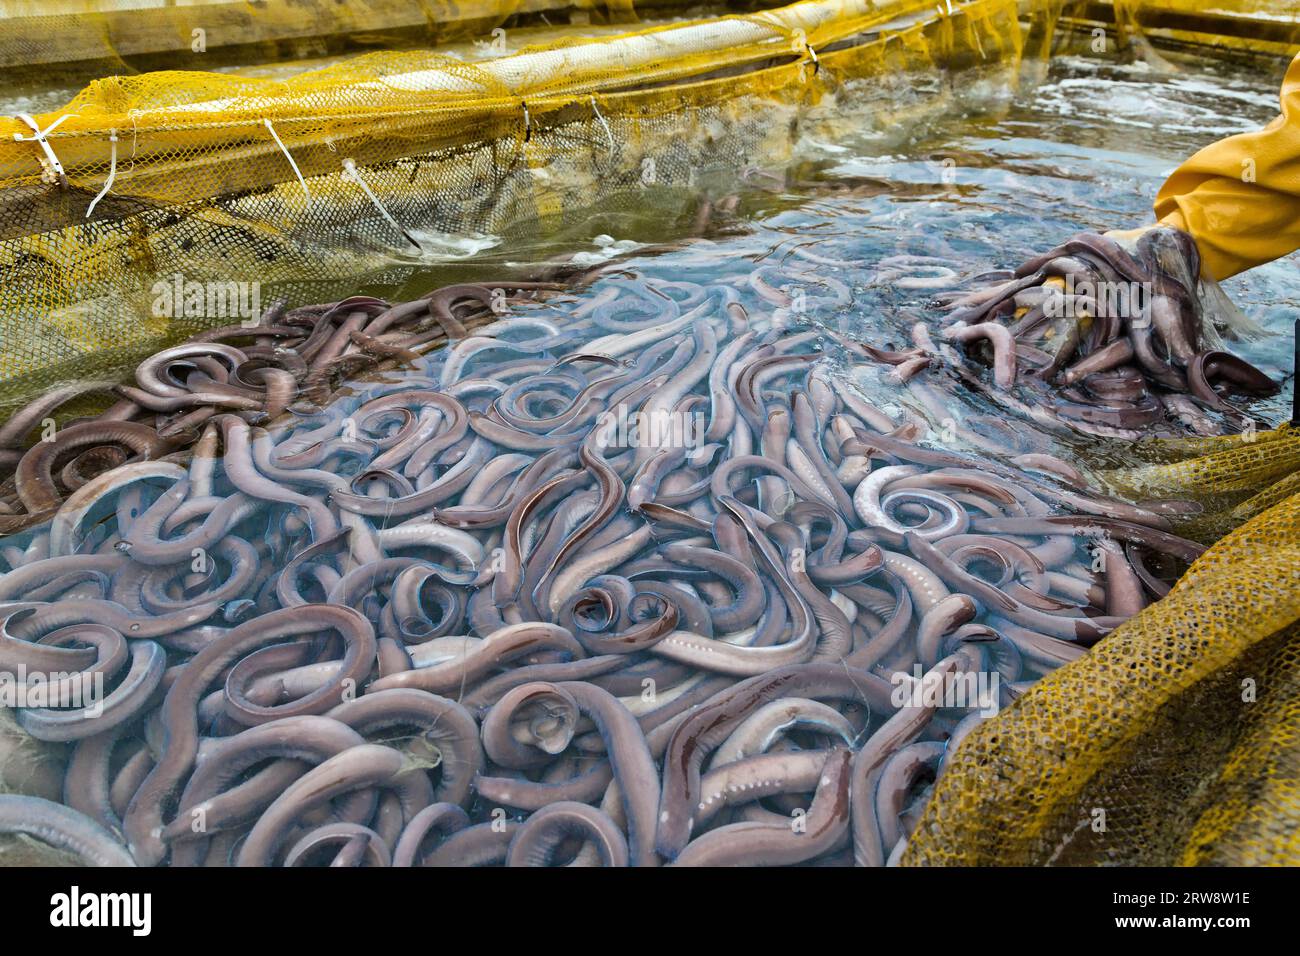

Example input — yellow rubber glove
[1154,52,1300,282]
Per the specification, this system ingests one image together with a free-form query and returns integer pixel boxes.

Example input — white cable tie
[590,96,615,156]
[341,157,422,253]
[263,118,311,206]
[85,129,118,218]
[12,112,76,186]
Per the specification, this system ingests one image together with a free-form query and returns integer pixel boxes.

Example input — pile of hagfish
[0,257,1215,866]
[859,228,1277,439]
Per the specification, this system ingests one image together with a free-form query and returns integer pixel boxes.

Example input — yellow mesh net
[2,0,1299,869]
[1105,426,1300,542]
[0,0,1029,409]
[904,426,1300,866]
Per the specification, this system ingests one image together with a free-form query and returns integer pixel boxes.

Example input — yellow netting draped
[904,425,1300,866]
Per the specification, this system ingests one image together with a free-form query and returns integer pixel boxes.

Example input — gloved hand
[930,224,1275,438]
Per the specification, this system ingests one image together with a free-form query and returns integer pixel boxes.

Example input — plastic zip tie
[341,158,422,253]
